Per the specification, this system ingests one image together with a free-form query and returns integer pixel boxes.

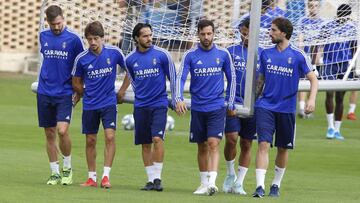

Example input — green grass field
[0,72,359,203]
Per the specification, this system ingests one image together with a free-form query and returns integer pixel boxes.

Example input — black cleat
[141,182,154,191]
[153,178,163,192]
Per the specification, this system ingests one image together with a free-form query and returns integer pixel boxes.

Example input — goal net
[33,0,360,115]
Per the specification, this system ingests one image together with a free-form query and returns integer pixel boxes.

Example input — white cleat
[232,182,247,195]
[193,184,209,195]
[222,175,236,193]
[207,185,219,196]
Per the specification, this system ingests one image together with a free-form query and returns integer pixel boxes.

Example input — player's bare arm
[72,76,84,106]
[117,72,130,104]
[255,73,265,99]
[305,71,318,114]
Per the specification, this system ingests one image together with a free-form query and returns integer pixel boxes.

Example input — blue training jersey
[125,45,176,108]
[320,20,357,65]
[296,17,324,54]
[226,43,263,104]
[38,27,85,96]
[72,45,125,110]
[176,44,236,112]
[256,44,312,113]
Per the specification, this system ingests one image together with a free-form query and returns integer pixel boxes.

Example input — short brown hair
[272,17,293,40]
[84,21,104,38]
[45,5,63,22]
[197,19,214,33]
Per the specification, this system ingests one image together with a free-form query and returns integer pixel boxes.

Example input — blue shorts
[133,107,168,145]
[225,115,257,140]
[37,94,73,128]
[190,108,226,143]
[82,105,117,134]
[255,107,295,149]
[321,62,352,80]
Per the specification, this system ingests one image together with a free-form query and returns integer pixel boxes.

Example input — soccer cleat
[232,182,247,195]
[47,173,61,185]
[153,178,163,191]
[334,132,344,140]
[222,174,236,193]
[193,184,208,195]
[252,186,265,198]
[207,185,218,196]
[347,112,357,120]
[269,184,280,197]
[326,128,335,139]
[80,178,97,187]
[101,176,112,189]
[61,168,73,185]
[141,182,154,191]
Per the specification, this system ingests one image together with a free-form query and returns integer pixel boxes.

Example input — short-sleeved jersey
[176,44,236,112]
[296,17,324,54]
[72,45,125,110]
[125,45,176,108]
[226,43,263,104]
[320,20,357,64]
[256,44,312,113]
[38,27,85,96]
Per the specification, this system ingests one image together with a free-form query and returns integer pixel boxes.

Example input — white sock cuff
[89,171,97,181]
[153,162,163,168]
[145,165,155,182]
[208,171,218,185]
[63,155,72,169]
[238,165,248,172]
[299,101,305,110]
[200,171,209,185]
[349,103,356,113]
[275,165,285,173]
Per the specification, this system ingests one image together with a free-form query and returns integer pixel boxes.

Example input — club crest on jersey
[288,57,292,64]
[107,58,111,65]
[153,58,157,65]
[62,42,66,49]
[216,58,220,65]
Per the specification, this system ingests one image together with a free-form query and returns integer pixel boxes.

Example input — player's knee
[207,139,220,151]
[57,128,69,138]
[152,136,163,144]
[86,136,97,148]
[105,134,115,144]
[240,140,252,152]
[225,136,237,147]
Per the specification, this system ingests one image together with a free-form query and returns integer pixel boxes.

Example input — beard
[200,39,213,49]
[271,37,282,44]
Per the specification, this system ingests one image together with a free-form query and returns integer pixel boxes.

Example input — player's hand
[72,92,81,107]
[117,90,126,104]
[227,109,237,117]
[176,101,187,116]
[305,99,315,114]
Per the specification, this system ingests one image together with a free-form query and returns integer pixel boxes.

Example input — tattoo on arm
[255,74,265,99]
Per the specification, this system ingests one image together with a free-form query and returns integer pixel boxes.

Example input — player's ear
[134,36,139,44]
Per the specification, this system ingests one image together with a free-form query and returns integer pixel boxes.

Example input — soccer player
[222,18,262,195]
[296,0,323,119]
[124,23,176,192]
[176,19,236,196]
[37,5,84,185]
[253,17,318,198]
[72,21,126,188]
[320,4,357,140]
